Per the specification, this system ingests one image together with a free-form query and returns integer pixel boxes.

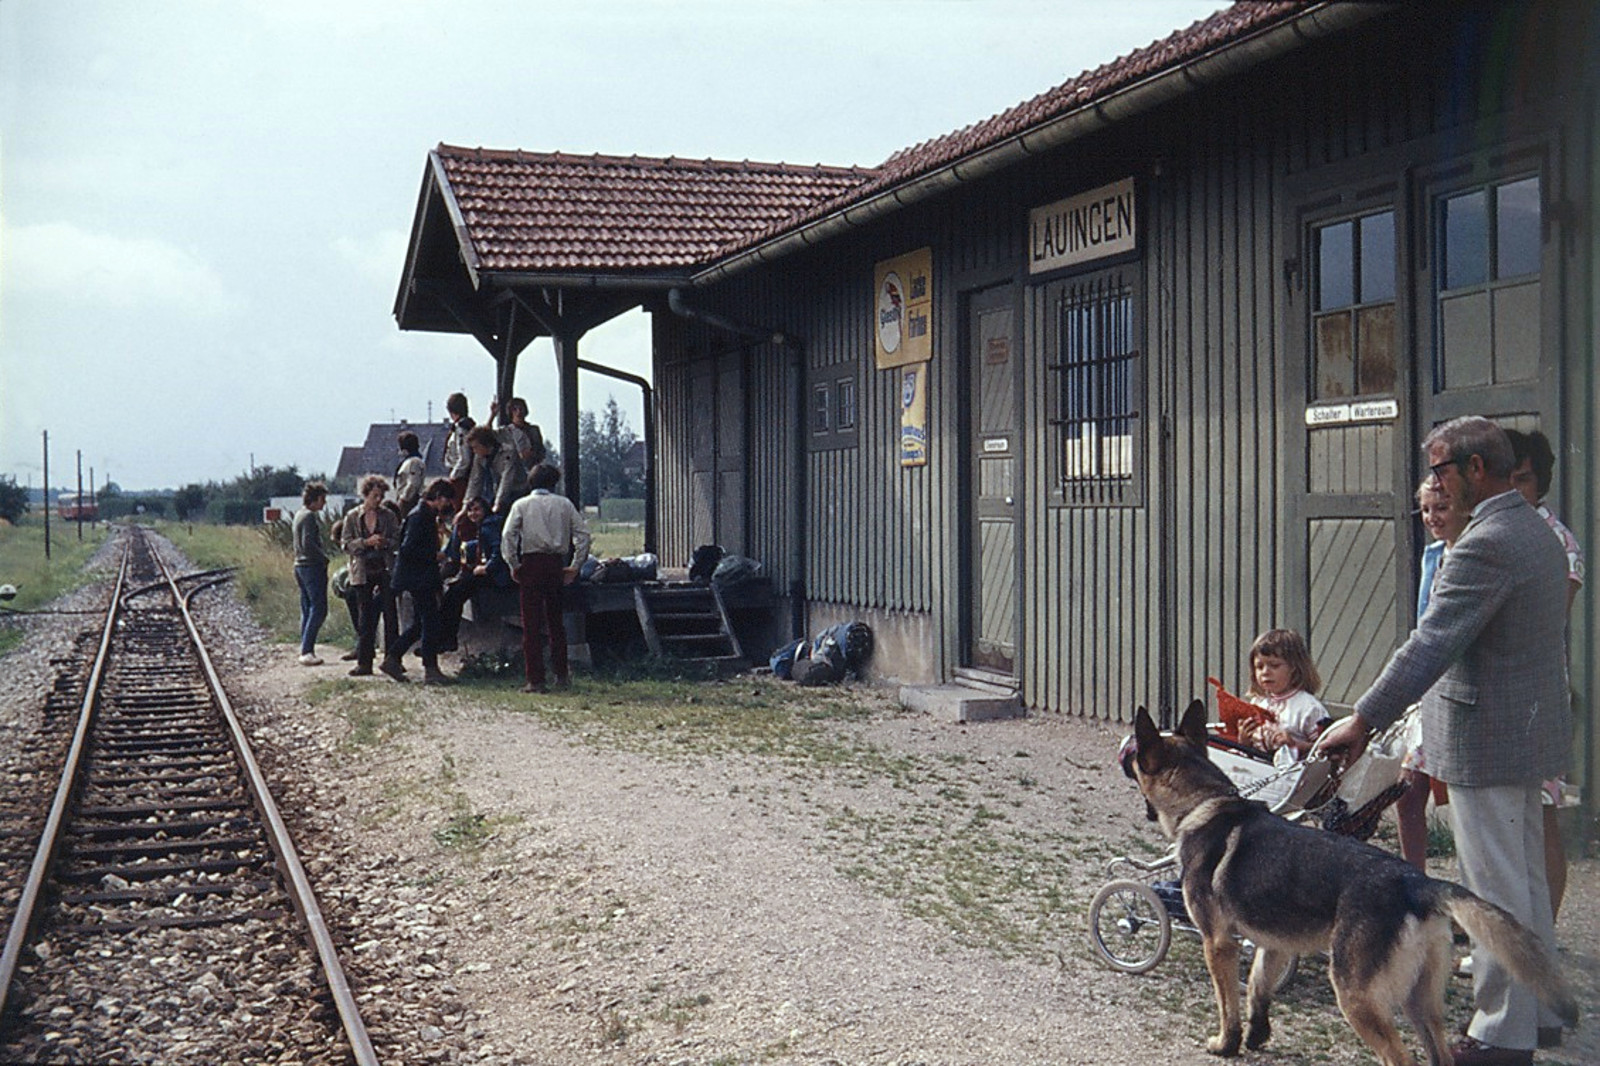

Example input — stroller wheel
[1087,879,1171,974]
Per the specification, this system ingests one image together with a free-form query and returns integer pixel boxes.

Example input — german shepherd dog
[1127,701,1577,1066]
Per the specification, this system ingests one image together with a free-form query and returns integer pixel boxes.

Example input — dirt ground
[224,628,1600,1066]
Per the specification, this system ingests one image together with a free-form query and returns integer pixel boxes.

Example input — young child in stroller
[1236,628,1331,767]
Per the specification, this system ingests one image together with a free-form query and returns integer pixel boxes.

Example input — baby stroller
[1086,694,1411,978]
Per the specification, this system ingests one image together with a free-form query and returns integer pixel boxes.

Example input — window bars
[1051,273,1138,504]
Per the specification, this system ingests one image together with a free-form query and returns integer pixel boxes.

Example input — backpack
[769,638,808,680]
[792,636,846,686]
[689,544,725,582]
[711,554,764,589]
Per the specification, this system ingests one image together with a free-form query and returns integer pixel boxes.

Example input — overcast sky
[1,0,1224,492]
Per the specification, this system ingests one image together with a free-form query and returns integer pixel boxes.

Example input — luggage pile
[769,621,874,685]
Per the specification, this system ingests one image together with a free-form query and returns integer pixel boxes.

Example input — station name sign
[1028,177,1136,274]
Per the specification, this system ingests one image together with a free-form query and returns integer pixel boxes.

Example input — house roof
[431,147,877,275]
[335,446,365,480]
[337,421,454,481]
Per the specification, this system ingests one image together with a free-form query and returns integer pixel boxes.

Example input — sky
[0,0,1226,492]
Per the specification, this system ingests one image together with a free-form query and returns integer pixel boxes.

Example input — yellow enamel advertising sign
[874,247,932,369]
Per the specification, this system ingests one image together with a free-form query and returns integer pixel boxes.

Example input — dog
[1125,700,1577,1066]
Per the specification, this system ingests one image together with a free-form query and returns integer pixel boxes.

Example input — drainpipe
[667,289,807,640]
[575,359,656,555]
[667,288,787,346]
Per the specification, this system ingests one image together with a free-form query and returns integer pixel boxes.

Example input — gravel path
[3,535,1597,1065]
[236,655,1600,1065]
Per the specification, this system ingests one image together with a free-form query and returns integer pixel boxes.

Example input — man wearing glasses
[1316,415,1571,1066]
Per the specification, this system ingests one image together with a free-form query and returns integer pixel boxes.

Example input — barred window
[1051,273,1139,504]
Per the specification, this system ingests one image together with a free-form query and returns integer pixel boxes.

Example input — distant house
[266,494,355,522]
[336,447,363,480]
[336,421,453,486]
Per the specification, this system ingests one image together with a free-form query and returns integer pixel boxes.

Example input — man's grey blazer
[1354,491,1570,787]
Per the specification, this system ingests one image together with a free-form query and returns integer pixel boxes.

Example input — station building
[396,1,1598,801]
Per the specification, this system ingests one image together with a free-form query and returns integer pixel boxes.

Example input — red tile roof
[434,147,877,274]
[725,0,1312,254]
[426,2,1324,278]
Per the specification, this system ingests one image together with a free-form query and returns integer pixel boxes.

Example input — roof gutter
[691,2,1384,287]
[480,270,689,291]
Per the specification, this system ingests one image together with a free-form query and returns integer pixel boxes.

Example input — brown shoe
[349,666,373,677]
[378,657,408,682]
[340,651,359,661]
[423,668,451,685]
[1450,1038,1532,1066]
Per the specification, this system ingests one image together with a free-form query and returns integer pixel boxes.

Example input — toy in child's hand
[1207,675,1274,742]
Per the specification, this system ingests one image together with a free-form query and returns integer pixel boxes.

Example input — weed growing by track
[152,519,354,647]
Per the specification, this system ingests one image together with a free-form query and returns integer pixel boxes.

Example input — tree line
[0,398,642,526]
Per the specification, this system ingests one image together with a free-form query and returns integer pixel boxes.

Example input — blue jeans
[295,564,329,655]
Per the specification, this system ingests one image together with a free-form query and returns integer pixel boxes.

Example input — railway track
[0,526,377,1064]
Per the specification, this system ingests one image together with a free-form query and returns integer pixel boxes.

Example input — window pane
[811,384,830,434]
[1496,176,1541,279]
[1315,312,1353,398]
[1443,189,1489,289]
[1440,291,1492,389]
[836,378,857,429]
[1356,304,1396,394]
[1359,211,1395,303]
[1316,221,1354,310]
[1492,281,1540,382]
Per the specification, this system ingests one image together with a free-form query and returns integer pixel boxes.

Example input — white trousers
[1448,782,1558,1049]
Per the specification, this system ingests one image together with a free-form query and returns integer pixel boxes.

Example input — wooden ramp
[633,583,746,671]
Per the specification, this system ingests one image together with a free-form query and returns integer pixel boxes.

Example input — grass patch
[0,516,111,654]
[149,518,354,647]
[434,801,494,852]
[491,672,878,766]
[587,520,645,560]
[327,683,427,749]
[822,802,1086,959]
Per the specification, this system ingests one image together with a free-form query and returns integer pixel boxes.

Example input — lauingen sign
[1028,177,1136,274]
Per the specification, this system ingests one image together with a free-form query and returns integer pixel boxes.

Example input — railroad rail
[0,526,377,1064]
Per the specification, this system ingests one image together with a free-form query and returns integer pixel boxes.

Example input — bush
[0,476,28,524]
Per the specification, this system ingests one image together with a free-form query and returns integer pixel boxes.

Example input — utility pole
[42,431,51,560]
[77,451,84,541]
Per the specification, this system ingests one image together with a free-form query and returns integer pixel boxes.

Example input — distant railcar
[57,494,98,521]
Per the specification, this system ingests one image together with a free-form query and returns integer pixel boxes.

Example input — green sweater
[293,508,328,568]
